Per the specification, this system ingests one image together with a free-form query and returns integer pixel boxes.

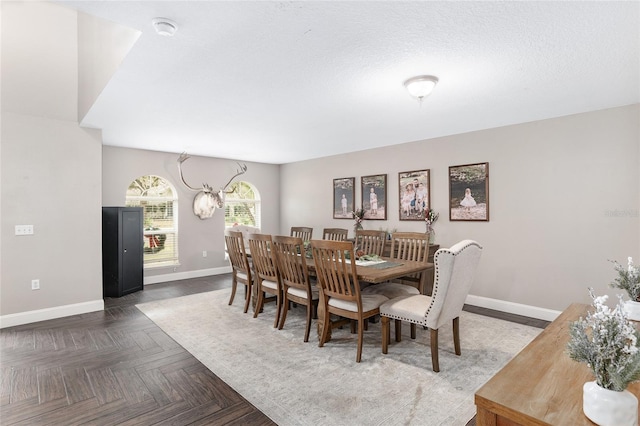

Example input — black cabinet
[102,207,143,297]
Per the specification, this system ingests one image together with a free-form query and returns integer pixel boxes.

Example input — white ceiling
[58,1,639,164]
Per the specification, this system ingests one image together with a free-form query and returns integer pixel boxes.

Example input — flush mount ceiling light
[404,75,439,105]
[152,18,178,37]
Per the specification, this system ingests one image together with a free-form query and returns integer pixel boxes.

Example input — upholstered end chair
[380,239,482,372]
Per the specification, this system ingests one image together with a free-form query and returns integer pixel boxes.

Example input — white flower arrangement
[610,257,640,302]
[424,208,439,233]
[567,288,640,391]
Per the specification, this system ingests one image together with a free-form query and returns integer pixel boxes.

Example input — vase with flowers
[567,288,640,426]
[610,257,640,321]
[424,208,439,243]
[352,207,365,235]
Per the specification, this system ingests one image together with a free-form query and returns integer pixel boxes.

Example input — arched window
[224,181,261,229]
[125,175,179,267]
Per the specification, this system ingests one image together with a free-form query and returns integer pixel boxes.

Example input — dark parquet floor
[1,274,549,425]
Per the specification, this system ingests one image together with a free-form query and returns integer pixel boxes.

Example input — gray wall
[102,146,280,281]
[1,2,104,322]
[1,1,638,326]
[280,105,640,318]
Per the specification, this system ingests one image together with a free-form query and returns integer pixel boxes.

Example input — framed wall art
[399,169,430,221]
[333,177,355,219]
[361,174,387,220]
[449,162,489,221]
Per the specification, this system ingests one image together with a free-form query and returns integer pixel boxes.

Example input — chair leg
[453,317,461,356]
[253,287,263,318]
[381,316,390,354]
[273,291,281,328]
[430,328,440,372]
[356,318,364,363]
[410,323,417,339]
[243,283,251,314]
[318,304,330,348]
[303,302,312,343]
[395,319,402,342]
[278,293,289,330]
[228,279,237,306]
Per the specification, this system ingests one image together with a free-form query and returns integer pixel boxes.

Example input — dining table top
[303,256,433,284]
[243,247,433,284]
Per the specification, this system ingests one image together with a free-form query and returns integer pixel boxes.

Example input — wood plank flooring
[1,274,549,425]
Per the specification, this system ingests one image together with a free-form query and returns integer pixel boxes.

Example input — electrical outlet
[15,225,34,235]
[31,279,40,290]
[202,250,207,257]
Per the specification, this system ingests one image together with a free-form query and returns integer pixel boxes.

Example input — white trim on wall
[144,266,232,285]
[0,267,233,328]
[465,294,561,322]
[0,300,105,329]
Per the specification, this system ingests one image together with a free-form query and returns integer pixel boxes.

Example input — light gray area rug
[136,290,541,426]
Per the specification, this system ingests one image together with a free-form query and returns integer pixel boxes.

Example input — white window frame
[224,181,261,229]
[126,175,179,268]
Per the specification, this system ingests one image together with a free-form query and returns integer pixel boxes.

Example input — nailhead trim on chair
[424,240,482,321]
[380,312,429,326]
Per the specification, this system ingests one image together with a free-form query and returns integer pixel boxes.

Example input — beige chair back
[290,226,313,241]
[426,240,483,330]
[322,228,348,241]
[355,229,387,256]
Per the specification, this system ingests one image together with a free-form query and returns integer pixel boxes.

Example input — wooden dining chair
[311,239,388,362]
[380,240,482,372]
[224,231,253,313]
[322,228,349,241]
[248,233,282,328]
[354,229,387,256]
[272,235,319,342]
[362,232,430,339]
[290,226,313,242]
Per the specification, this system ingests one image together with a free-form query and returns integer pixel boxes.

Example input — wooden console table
[475,303,640,425]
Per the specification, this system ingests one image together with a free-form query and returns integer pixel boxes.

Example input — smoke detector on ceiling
[152,18,178,37]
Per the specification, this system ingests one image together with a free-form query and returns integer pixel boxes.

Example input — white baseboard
[144,266,232,285]
[1,267,231,328]
[0,299,105,329]
[465,294,561,322]
[0,273,557,329]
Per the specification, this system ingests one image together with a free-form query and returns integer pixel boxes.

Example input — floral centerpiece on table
[424,208,439,234]
[352,207,365,232]
[567,288,640,392]
[610,257,640,302]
